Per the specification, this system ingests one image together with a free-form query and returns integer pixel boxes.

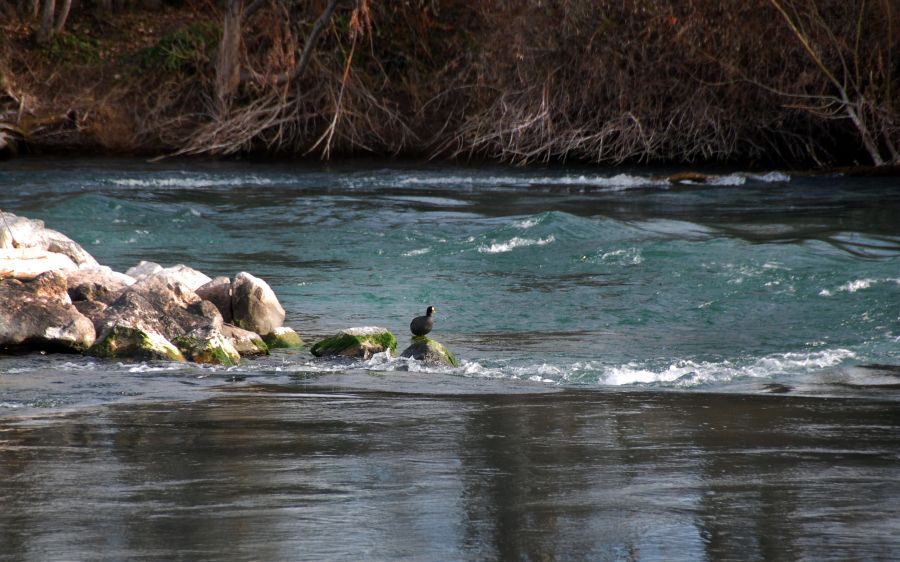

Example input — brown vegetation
[0,0,897,166]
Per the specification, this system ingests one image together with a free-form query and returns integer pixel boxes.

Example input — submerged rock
[311,327,397,360]
[232,272,285,335]
[400,336,459,367]
[262,326,303,349]
[0,270,96,352]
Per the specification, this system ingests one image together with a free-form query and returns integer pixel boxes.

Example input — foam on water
[478,235,556,254]
[395,170,786,191]
[819,277,900,296]
[447,348,858,388]
[402,247,431,257]
[110,175,276,189]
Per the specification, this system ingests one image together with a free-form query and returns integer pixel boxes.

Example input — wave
[819,277,900,296]
[449,348,858,387]
[478,235,556,254]
[396,170,789,191]
[109,175,276,189]
[269,346,857,389]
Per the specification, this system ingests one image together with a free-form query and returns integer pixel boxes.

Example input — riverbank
[2,1,898,166]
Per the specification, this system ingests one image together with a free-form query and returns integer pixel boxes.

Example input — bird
[410,306,436,337]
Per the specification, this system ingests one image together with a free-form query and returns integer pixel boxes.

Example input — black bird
[410,306,436,337]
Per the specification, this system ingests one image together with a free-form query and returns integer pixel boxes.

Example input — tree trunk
[215,0,243,110]
[842,96,885,167]
[53,0,71,34]
[35,0,56,44]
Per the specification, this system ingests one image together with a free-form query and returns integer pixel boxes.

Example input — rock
[126,261,212,291]
[73,300,108,329]
[89,276,238,365]
[231,272,285,335]
[262,326,303,349]
[0,211,98,268]
[173,330,241,366]
[0,248,78,280]
[65,266,135,305]
[0,270,96,352]
[125,260,163,279]
[196,276,232,323]
[400,336,459,367]
[96,276,206,336]
[155,264,212,291]
[221,323,269,356]
[90,325,186,362]
[311,327,397,359]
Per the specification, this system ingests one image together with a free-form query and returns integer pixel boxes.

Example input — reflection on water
[1,388,898,561]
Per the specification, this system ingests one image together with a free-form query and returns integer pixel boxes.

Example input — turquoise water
[1,159,899,408]
[2,159,900,560]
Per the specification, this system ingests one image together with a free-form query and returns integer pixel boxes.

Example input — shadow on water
[1,388,899,561]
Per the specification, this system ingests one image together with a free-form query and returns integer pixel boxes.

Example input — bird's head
[426,306,436,316]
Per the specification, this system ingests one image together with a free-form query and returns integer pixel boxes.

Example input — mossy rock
[89,325,185,362]
[173,333,241,366]
[262,327,304,349]
[222,324,270,356]
[400,336,459,367]
[310,327,397,360]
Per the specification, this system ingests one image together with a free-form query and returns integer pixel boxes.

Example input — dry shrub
[433,0,898,165]
[12,0,891,164]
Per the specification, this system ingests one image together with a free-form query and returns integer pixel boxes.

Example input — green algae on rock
[222,323,270,356]
[400,336,459,367]
[262,326,303,349]
[89,325,186,362]
[310,327,397,360]
[173,332,241,366]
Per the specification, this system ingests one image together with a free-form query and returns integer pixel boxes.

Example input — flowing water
[1,158,899,560]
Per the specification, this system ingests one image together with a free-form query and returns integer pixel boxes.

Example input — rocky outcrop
[311,327,397,359]
[0,270,96,352]
[400,336,459,367]
[232,272,285,335]
[0,211,298,365]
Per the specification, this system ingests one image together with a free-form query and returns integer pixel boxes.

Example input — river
[1,158,899,560]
